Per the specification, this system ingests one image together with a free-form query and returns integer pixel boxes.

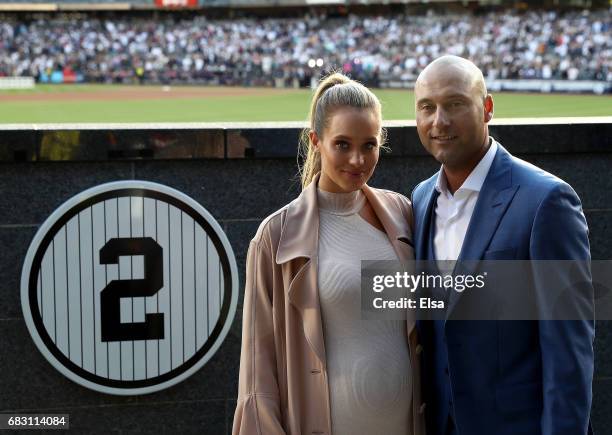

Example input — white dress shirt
[434,139,498,261]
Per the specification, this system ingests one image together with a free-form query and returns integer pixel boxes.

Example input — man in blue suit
[411,55,594,435]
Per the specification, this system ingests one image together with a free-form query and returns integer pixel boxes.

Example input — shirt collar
[435,138,498,197]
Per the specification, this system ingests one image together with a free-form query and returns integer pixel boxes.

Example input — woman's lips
[342,170,363,178]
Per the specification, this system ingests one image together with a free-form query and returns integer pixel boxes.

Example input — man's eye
[420,105,434,111]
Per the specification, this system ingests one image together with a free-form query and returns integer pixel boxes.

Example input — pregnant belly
[325,335,412,433]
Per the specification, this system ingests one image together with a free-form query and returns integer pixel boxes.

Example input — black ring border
[28,188,233,389]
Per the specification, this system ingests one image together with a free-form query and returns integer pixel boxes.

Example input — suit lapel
[446,144,519,319]
[414,179,440,261]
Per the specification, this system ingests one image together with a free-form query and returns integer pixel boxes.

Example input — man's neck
[444,140,491,194]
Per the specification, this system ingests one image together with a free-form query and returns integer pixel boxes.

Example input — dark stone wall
[1,122,610,434]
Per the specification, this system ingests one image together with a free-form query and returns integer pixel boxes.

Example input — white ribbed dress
[317,188,412,435]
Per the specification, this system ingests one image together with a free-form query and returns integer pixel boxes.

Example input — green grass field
[0,84,610,123]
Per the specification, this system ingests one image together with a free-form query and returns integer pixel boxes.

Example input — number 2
[100,238,164,342]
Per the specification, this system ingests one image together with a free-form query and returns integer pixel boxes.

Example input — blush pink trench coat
[232,174,426,435]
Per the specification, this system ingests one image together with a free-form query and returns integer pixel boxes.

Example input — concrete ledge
[0,117,610,162]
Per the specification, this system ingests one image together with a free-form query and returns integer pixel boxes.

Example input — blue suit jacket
[412,142,595,435]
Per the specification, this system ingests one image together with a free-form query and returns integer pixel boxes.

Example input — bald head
[416,55,487,102]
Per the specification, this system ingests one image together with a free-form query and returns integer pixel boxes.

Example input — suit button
[444,367,449,375]
[415,344,423,355]
[310,369,321,375]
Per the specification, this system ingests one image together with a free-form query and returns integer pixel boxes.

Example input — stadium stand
[0,6,609,88]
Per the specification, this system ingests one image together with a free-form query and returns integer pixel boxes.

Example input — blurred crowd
[0,8,610,86]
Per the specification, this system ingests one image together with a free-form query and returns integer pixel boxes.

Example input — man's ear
[484,94,494,123]
[309,130,320,151]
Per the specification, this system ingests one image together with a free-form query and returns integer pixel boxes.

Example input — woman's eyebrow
[332,135,377,142]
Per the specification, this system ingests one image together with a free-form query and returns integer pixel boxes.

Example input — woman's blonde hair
[298,72,386,190]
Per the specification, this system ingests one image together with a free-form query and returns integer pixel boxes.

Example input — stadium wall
[1,120,611,433]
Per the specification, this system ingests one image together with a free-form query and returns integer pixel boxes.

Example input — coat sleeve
[232,236,286,435]
[530,182,594,435]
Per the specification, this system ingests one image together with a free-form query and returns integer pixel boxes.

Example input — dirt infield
[0,85,294,102]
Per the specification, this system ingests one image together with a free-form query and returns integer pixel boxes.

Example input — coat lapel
[275,175,327,364]
[285,259,326,364]
[362,184,414,263]
[446,144,519,319]
[275,177,319,265]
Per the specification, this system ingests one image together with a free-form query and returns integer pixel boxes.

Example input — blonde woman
[233,73,425,435]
